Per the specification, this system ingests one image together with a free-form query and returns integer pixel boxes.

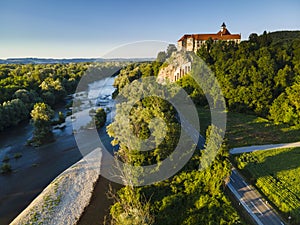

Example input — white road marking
[227,183,264,225]
[251,201,263,215]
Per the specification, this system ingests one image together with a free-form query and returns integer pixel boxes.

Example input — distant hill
[0,57,155,64]
[268,30,300,43]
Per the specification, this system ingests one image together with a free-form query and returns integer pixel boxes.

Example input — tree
[249,33,259,43]
[30,102,54,146]
[166,44,177,57]
[156,51,167,62]
[95,108,107,129]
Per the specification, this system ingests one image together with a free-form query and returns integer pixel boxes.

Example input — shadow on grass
[227,112,300,147]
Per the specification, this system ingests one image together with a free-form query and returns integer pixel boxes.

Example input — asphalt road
[177,112,205,149]
[228,168,285,225]
[180,115,286,225]
[230,141,300,155]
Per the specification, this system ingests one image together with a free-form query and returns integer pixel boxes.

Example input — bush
[95,108,107,129]
[14,153,22,159]
[1,163,12,174]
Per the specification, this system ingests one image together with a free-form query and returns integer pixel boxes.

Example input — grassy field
[196,107,300,148]
[234,147,300,225]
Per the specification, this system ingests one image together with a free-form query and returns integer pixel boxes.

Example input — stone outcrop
[157,51,193,83]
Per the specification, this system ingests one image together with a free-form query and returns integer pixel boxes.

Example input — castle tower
[221,22,226,32]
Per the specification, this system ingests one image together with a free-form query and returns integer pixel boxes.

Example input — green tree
[156,51,167,62]
[166,44,177,57]
[95,108,107,129]
[30,102,54,145]
[269,93,297,124]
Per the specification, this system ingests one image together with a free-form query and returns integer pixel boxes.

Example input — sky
[0,0,299,59]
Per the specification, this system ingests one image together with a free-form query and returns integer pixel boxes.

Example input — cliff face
[157,51,193,83]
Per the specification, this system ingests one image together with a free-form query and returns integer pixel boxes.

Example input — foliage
[30,102,54,146]
[156,44,177,63]
[156,51,167,63]
[108,62,244,224]
[109,186,154,225]
[235,147,300,225]
[193,31,300,125]
[1,163,12,174]
[176,75,207,106]
[52,111,66,126]
[269,82,300,125]
[107,89,180,167]
[0,63,90,132]
[58,111,65,124]
[14,153,23,159]
[166,44,177,57]
[95,108,107,129]
[140,129,243,225]
[108,125,244,224]
[113,62,163,94]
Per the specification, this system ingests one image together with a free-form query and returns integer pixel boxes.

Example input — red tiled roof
[178,28,241,42]
[217,28,231,35]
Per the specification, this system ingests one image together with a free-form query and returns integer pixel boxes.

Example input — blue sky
[0,0,299,58]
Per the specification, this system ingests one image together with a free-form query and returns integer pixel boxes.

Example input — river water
[0,76,116,224]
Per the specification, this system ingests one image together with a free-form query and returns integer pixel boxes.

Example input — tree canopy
[192,31,300,124]
[30,102,54,146]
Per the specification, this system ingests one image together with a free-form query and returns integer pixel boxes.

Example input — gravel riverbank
[10,149,102,225]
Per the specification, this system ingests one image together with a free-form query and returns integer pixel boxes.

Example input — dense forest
[0,63,88,132]
[0,62,124,133]
[106,31,300,225]
[1,30,299,223]
[107,62,243,224]
[195,31,300,125]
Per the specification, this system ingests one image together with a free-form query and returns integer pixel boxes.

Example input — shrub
[1,163,12,174]
[14,153,22,159]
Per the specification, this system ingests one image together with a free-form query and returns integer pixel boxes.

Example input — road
[230,141,300,154]
[228,168,285,225]
[180,117,286,225]
[177,112,205,149]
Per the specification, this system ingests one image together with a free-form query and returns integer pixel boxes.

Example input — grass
[196,107,300,148]
[235,147,300,225]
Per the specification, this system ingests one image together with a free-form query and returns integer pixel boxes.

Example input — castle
[157,23,241,83]
[177,23,241,52]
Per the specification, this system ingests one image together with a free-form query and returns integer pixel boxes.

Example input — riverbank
[10,149,102,225]
[0,76,116,224]
[76,175,122,225]
[0,118,82,224]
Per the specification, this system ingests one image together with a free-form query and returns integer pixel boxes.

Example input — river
[0,76,116,225]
